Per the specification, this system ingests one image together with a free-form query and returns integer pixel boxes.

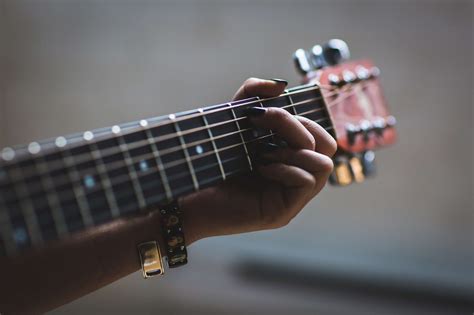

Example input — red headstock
[294,39,397,186]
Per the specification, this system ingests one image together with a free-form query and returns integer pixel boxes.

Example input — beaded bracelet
[160,201,188,268]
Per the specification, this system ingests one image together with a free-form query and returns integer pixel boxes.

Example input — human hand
[180,78,337,244]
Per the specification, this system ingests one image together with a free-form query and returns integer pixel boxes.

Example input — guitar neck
[0,83,332,256]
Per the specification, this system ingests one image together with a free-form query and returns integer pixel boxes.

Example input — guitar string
[2,81,359,187]
[0,83,364,230]
[0,83,371,240]
[2,96,330,189]
[2,80,364,201]
[2,106,330,203]
[0,83,363,212]
[1,83,324,160]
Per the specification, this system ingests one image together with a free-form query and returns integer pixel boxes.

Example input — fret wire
[4,95,329,183]
[228,103,253,171]
[116,136,147,210]
[1,83,332,169]
[89,142,121,218]
[61,150,94,227]
[144,128,173,202]
[257,95,278,143]
[171,115,200,191]
[35,156,68,236]
[1,118,333,237]
[285,91,297,115]
[9,167,43,245]
[2,99,329,204]
[0,157,249,239]
[0,195,15,255]
[200,108,226,180]
[43,115,331,207]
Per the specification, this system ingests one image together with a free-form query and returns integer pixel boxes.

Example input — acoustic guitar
[0,39,396,257]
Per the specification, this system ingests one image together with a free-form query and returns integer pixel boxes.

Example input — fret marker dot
[84,131,94,141]
[55,136,67,148]
[83,175,96,189]
[195,145,204,155]
[1,147,15,161]
[139,160,149,172]
[140,119,148,127]
[13,227,28,244]
[28,142,41,154]
[112,125,121,134]
[169,114,176,120]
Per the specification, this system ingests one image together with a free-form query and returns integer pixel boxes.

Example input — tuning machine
[329,151,376,186]
[293,39,351,74]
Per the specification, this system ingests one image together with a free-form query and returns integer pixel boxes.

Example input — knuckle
[320,155,334,174]
[261,210,292,229]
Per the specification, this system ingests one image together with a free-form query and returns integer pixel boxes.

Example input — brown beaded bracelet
[160,201,188,268]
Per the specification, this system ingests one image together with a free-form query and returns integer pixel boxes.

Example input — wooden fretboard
[0,84,332,256]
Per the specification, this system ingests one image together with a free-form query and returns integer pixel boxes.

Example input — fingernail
[270,78,288,86]
[258,142,280,154]
[246,107,267,117]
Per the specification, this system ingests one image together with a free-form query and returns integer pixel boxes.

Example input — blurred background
[0,0,473,314]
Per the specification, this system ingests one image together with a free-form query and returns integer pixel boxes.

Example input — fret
[171,114,200,191]
[0,169,16,255]
[88,141,121,218]
[63,145,98,226]
[204,104,250,177]
[285,91,298,115]
[228,103,253,171]
[0,166,33,250]
[35,156,68,237]
[176,112,225,190]
[120,130,168,208]
[8,162,44,244]
[150,120,196,199]
[290,88,325,117]
[143,127,173,202]
[116,131,147,210]
[45,151,85,233]
[226,99,267,158]
[96,137,141,217]
[200,108,226,181]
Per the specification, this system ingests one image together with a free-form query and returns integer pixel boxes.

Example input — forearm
[0,211,166,314]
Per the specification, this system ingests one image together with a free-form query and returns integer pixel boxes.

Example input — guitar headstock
[294,39,397,186]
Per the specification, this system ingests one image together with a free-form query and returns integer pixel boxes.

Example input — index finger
[248,107,315,150]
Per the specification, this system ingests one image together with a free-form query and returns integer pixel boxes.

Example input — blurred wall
[0,0,472,314]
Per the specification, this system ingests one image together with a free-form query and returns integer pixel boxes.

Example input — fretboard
[0,84,332,256]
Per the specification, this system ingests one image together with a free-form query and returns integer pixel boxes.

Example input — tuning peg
[310,44,326,70]
[330,156,352,186]
[293,49,313,75]
[321,39,350,66]
[361,151,376,177]
[349,155,365,183]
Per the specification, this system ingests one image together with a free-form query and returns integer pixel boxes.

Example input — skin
[0,78,336,314]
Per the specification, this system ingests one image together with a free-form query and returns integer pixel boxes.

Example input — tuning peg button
[346,123,361,145]
[331,157,353,186]
[361,151,376,177]
[293,49,313,75]
[349,155,365,183]
[322,39,351,66]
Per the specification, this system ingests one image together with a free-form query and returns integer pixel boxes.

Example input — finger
[233,78,288,100]
[261,148,334,176]
[258,163,316,222]
[258,163,316,189]
[260,148,334,195]
[249,107,315,150]
[295,116,337,157]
